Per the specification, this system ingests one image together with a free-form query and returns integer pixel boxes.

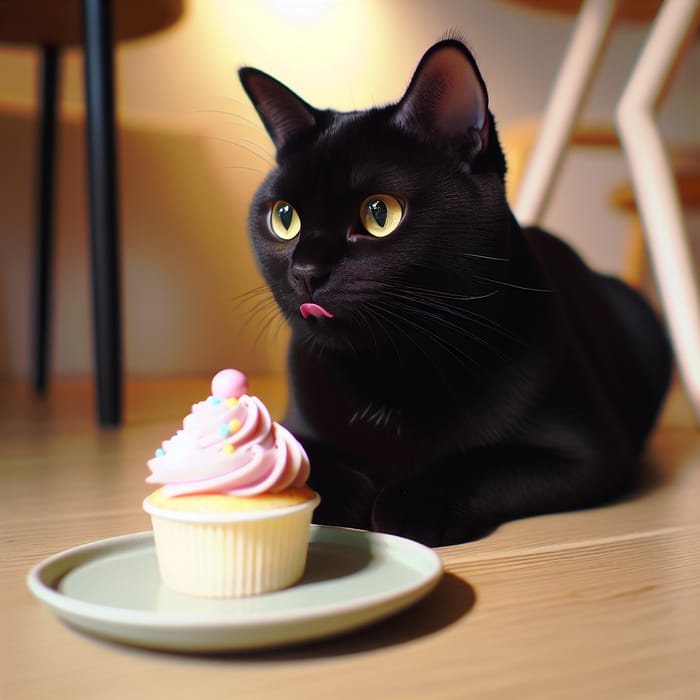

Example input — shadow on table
[241,571,476,662]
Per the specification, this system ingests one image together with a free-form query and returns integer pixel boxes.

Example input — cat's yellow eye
[360,195,403,237]
[270,200,301,240]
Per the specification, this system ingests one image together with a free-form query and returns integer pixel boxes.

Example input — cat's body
[239,40,671,545]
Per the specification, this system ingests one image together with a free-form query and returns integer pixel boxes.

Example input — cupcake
[143,369,319,598]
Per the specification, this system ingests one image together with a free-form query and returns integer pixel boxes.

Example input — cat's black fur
[239,39,672,546]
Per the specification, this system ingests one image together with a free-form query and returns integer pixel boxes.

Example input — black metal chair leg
[32,45,59,396]
[82,0,122,426]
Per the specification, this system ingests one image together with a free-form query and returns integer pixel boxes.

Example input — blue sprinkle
[155,448,165,457]
[208,396,221,405]
[218,424,231,437]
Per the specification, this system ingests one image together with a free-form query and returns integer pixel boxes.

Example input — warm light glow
[212,0,396,112]
[261,0,334,22]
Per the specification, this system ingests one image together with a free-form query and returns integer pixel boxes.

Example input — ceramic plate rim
[27,525,443,646]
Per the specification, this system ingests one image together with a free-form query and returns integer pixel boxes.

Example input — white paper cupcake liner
[143,493,320,598]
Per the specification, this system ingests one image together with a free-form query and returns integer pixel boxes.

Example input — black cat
[239,39,671,546]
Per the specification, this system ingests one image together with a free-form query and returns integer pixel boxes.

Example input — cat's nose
[291,261,330,296]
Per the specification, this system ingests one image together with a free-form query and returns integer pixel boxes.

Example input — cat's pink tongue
[300,303,334,319]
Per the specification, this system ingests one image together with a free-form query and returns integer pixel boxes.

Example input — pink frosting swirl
[147,370,310,498]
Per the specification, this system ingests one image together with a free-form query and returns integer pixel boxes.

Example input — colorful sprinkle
[208,396,221,406]
[155,448,165,457]
[226,397,238,408]
[222,444,235,454]
[218,424,231,437]
[229,419,242,433]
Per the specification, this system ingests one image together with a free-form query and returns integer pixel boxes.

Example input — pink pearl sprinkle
[211,369,248,400]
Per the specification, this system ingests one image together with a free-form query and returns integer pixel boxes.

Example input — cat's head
[239,39,512,354]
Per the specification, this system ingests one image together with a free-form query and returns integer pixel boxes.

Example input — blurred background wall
[1,0,698,380]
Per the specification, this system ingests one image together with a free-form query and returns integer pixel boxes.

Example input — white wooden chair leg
[615,0,700,425]
[514,0,615,225]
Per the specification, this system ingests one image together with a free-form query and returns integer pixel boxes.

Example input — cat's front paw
[372,481,471,547]
[309,465,376,531]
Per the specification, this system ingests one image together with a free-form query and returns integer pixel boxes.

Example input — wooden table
[2,377,699,699]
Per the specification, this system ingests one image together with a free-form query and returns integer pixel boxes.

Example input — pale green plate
[27,525,443,652]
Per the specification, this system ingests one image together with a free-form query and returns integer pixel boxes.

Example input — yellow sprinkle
[222,444,235,454]
[229,419,242,433]
[226,398,238,408]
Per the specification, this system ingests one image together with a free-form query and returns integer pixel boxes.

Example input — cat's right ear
[239,67,318,151]
[392,40,490,161]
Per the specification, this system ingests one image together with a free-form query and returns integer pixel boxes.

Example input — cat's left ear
[392,40,489,160]
[239,67,318,151]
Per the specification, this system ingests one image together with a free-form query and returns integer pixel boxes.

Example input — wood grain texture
[1,377,698,700]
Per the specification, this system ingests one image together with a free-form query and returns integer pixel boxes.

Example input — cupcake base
[143,491,320,598]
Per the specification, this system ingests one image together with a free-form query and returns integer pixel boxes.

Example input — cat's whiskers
[475,275,552,293]
[205,136,276,168]
[349,307,377,356]
[367,299,484,374]
[223,165,268,176]
[336,326,360,357]
[232,286,276,320]
[429,301,519,345]
[462,253,510,262]
[296,319,333,361]
[376,306,485,398]
[359,304,401,359]
[394,284,499,302]
[454,307,525,346]
[271,309,292,345]
[374,284,524,347]
[252,303,286,349]
[197,105,271,137]
[258,300,291,345]
[385,296,511,363]
[231,136,275,162]
[388,288,518,340]
[365,276,527,372]
[232,283,273,305]
[231,285,286,351]
[363,301,447,377]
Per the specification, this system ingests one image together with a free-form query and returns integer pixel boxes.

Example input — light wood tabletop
[2,375,699,700]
